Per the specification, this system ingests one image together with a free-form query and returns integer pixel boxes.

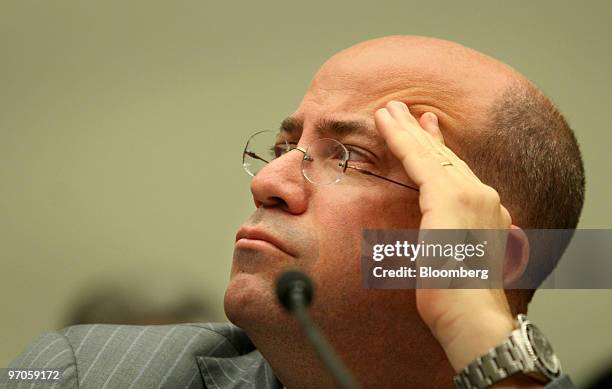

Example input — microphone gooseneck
[275,270,359,389]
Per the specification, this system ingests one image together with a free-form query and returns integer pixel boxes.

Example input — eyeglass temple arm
[346,165,419,192]
[245,147,306,165]
[245,150,270,164]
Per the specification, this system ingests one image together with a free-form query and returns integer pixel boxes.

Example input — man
[6,36,583,388]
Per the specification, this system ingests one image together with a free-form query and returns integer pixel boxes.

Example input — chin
[224,271,281,330]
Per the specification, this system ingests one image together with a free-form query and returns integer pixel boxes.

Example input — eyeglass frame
[242,130,419,192]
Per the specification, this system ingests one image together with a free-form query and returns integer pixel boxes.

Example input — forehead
[290,70,452,148]
[293,70,453,142]
[291,37,512,136]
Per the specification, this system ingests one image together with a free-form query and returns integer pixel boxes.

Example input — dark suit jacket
[5,323,574,388]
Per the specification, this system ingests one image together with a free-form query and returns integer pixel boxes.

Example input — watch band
[453,336,526,389]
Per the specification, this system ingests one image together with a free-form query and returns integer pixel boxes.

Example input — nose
[250,148,309,214]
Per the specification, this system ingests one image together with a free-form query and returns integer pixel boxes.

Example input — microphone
[276,270,359,389]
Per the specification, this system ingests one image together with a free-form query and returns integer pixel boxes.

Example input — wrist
[439,311,515,373]
[451,314,563,389]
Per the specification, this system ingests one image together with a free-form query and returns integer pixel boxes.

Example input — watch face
[526,324,560,375]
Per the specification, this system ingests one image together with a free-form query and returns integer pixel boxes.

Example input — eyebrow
[279,116,376,139]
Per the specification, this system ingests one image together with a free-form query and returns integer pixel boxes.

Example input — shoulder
[7,323,250,388]
[58,322,252,358]
[7,330,78,388]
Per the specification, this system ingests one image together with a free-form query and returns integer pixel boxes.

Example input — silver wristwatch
[453,314,562,389]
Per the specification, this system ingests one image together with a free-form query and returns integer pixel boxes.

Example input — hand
[374,101,522,378]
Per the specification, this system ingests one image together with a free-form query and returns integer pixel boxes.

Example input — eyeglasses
[242,130,418,191]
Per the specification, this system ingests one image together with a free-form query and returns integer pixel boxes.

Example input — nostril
[264,196,288,209]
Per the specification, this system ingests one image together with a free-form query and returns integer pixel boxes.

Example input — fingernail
[391,100,407,112]
[429,112,439,127]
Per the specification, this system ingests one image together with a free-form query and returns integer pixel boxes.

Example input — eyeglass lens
[243,130,349,185]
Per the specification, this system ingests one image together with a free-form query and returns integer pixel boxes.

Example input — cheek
[312,186,420,235]
[308,187,420,279]
[305,188,422,331]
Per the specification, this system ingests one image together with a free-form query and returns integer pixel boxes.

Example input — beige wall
[1,1,611,386]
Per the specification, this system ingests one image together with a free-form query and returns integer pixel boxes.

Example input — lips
[235,227,294,257]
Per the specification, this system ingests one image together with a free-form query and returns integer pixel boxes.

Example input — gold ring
[440,161,453,167]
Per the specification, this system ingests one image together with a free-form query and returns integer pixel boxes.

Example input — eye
[269,142,296,158]
[345,146,373,163]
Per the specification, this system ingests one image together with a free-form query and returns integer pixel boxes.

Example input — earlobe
[503,225,530,287]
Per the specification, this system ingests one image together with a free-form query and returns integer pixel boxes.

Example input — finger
[418,112,445,145]
[374,107,448,187]
[438,143,482,183]
[413,111,459,168]
[386,100,419,126]
[413,111,481,182]
[385,101,432,147]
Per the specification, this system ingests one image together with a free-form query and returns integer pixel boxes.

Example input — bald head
[308,35,526,134]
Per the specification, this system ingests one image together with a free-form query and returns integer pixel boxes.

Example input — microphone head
[276,270,314,311]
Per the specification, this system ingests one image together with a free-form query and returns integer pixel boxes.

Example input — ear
[503,225,530,287]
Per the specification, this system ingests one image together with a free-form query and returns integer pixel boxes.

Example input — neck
[245,313,456,389]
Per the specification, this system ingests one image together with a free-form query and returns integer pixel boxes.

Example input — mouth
[235,227,295,257]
